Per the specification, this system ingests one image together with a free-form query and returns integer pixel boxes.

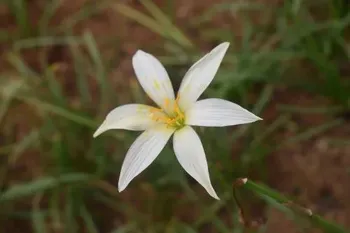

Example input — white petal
[132,50,175,113]
[93,104,164,137]
[173,126,219,199]
[185,98,262,127]
[118,125,175,192]
[177,42,230,111]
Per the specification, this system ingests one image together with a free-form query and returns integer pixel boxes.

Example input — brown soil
[265,90,350,232]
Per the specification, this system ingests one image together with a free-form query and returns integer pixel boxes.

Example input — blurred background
[0,0,350,232]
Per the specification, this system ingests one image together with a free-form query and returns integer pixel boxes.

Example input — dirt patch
[269,134,350,231]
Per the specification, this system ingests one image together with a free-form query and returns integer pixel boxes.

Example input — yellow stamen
[164,98,170,109]
[149,98,185,129]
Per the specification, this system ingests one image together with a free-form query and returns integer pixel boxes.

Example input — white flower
[93,42,262,199]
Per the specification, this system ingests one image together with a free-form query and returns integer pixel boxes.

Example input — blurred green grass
[0,0,349,232]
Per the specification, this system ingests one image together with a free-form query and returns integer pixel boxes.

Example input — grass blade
[241,180,347,233]
[32,194,47,233]
[80,203,98,233]
[83,31,110,112]
[278,119,344,148]
[139,0,193,48]
[8,0,32,37]
[0,173,92,202]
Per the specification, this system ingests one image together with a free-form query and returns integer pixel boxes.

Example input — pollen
[149,98,185,130]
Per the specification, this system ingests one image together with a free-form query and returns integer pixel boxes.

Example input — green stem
[240,180,347,233]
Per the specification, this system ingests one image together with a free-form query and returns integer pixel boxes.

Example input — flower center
[149,97,185,130]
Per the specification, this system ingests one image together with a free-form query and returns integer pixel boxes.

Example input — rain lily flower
[93,42,261,199]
